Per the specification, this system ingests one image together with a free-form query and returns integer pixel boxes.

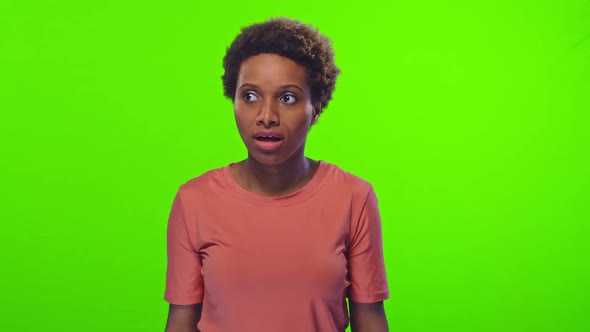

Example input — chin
[251,154,287,166]
[247,149,291,166]
[245,141,304,167]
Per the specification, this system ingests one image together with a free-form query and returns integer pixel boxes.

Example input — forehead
[237,53,309,88]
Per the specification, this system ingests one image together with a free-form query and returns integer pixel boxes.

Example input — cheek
[234,110,257,143]
[233,112,248,136]
[291,116,312,140]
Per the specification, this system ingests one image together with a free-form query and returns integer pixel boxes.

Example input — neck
[238,152,318,197]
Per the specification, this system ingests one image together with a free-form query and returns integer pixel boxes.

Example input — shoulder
[177,165,228,197]
[322,161,373,198]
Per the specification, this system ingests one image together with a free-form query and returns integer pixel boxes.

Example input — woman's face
[234,53,317,166]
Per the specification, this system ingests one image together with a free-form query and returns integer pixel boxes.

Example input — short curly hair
[222,17,340,115]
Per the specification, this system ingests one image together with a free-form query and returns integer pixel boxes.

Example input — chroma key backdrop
[1,1,588,331]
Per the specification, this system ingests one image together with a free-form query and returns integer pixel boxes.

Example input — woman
[164,17,389,332]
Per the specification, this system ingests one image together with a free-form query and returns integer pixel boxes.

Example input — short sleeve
[164,187,204,304]
[346,185,390,303]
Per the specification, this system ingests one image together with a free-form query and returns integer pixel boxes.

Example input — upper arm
[346,185,390,303]
[347,186,390,331]
[349,301,388,332]
[165,303,203,332]
[165,189,204,304]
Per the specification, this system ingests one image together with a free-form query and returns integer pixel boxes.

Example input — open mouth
[255,136,283,142]
[253,134,284,151]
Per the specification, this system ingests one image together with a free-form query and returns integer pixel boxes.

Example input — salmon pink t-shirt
[164,160,389,331]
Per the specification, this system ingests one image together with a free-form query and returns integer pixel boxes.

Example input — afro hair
[222,17,340,115]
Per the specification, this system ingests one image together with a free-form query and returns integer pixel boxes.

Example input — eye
[243,92,259,102]
[281,94,298,105]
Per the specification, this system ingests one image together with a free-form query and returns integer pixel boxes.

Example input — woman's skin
[165,53,388,332]
[230,53,320,197]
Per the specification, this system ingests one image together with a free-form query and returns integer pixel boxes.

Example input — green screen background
[1,1,588,331]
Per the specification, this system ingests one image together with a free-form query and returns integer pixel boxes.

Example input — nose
[256,99,279,127]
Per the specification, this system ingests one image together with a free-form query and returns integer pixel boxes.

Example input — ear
[311,103,321,125]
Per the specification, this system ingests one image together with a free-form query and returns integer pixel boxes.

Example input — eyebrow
[238,83,304,93]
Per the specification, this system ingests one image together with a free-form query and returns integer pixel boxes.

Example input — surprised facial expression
[234,53,318,166]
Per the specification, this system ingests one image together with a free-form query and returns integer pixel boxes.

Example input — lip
[252,131,284,139]
[252,131,284,153]
[254,138,284,152]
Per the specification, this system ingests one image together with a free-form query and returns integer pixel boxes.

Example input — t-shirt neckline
[222,160,329,206]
